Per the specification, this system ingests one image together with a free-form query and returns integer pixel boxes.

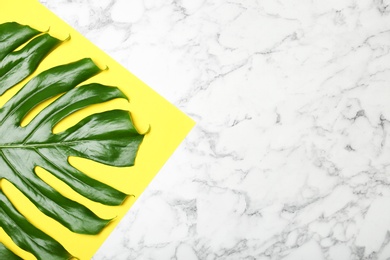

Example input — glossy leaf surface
[0,23,144,259]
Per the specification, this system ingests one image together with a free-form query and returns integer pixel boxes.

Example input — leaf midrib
[0,140,88,149]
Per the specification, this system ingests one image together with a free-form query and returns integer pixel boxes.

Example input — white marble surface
[39,0,390,259]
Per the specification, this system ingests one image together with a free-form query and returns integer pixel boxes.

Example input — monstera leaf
[0,22,144,259]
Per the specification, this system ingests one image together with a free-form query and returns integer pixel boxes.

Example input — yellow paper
[0,0,195,259]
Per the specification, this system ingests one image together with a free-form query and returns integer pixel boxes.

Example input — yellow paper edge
[0,0,195,259]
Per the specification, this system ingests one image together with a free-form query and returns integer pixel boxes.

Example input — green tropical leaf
[0,22,145,259]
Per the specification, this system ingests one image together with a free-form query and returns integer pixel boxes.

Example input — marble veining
[39,0,390,259]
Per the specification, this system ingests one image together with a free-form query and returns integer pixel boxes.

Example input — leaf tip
[62,34,71,42]
[143,124,151,135]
